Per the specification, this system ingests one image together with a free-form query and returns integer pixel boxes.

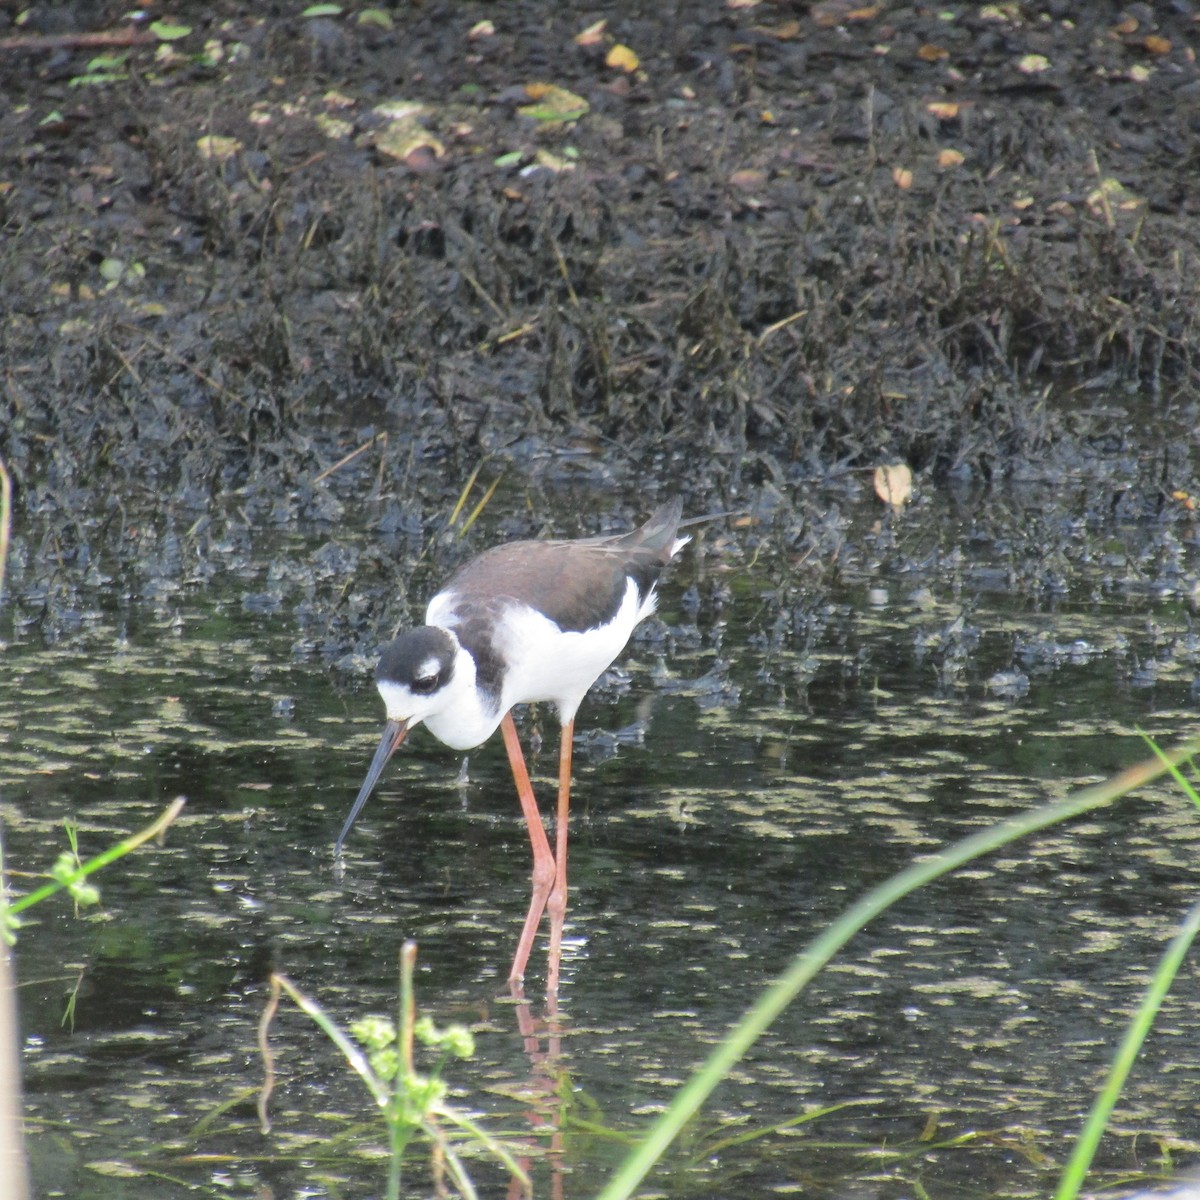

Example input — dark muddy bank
[3,3,1200,549]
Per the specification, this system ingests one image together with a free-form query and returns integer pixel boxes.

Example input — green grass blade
[458,475,501,538]
[1140,729,1200,808]
[426,1123,480,1200]
[1054,892,1200,1200]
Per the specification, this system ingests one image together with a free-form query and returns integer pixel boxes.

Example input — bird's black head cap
[376,626,457,696]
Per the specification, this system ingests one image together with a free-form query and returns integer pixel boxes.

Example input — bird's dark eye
[411,673,439,695]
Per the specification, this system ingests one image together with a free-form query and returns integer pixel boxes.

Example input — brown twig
[313,433,388,484]
[0,29,158,53]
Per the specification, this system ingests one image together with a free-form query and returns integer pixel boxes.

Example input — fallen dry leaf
[752,20,801,40]
[575,18,607,46]
[1016,53,1051,74]
[606,43,639,72]
[926,101,959,119]
[532,148,576,173]
[373,116,445,161]
[1087,176,1144,216]
[729,168,768,189]
[1144,35,1171,55]
[314,113,353,140]
[196,135,242,161]
[892,166,913,189]
[917,43,949,62]
[519,83,589,123]
[938,148,964,167]
[812,0,875,25]
[374,99,426,120]
[874,463,913,509]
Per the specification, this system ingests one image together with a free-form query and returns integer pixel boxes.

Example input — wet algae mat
[5,2,1200,1198]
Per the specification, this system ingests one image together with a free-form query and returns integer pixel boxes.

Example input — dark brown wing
[441,498,683,634]
[435,501,684,702]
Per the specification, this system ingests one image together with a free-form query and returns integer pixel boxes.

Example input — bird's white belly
[498,578,653,720]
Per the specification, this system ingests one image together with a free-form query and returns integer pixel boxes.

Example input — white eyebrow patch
[416,656,441,680]
[377,680,410,708]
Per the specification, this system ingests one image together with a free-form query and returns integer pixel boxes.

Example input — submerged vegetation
[261,943,527,1200]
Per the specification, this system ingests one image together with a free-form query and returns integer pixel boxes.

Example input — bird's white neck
[417,638,503,750]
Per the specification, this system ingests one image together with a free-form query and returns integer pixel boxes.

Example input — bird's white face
[377,644,498,751]
[369,625,463,727]
[376,658,456,729]
[334,631,471,855]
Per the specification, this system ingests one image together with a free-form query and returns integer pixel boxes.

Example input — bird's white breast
[494,576,654,721]
[424,575,655,730]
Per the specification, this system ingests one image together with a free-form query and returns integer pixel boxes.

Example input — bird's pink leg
[501,713,554,985]
[546,719,573,996]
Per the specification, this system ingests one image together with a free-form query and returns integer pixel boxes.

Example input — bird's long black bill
[334,719,409,856]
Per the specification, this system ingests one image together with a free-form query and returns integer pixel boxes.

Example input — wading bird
[335,499,689,991]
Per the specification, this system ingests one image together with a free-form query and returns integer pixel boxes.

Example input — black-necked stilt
[336,498,689,991]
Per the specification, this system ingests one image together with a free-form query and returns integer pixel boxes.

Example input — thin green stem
[1141,729,1200,809]
[1055,894,1200,1200]
[8,798,186,917]
[271,974,390,1110]
[389,941,419,1200]
[435,1103,530,1190]
[459,475,501,537]
[399,940,416,1076]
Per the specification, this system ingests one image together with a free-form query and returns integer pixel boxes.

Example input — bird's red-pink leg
[501,713,554,984]
[546,719,574,995]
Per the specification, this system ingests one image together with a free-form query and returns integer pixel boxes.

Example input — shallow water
[6,490,1200,1199]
